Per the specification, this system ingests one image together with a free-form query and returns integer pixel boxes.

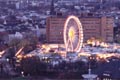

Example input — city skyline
[0,0,120,79]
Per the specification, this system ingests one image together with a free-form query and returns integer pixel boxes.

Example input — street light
[21,71,24,77]
[6,58,9,62]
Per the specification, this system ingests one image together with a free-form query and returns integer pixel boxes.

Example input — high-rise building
[46,16,66,43]
[46,16,114,43]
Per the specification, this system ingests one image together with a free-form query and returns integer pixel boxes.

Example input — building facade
[46,16,114,43]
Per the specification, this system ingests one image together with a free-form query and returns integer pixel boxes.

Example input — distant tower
[100,0,103,9]
[35,25,41,37]
[50,0,55,15]
[82,64,98,80]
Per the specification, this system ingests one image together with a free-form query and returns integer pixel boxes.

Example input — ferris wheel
[63,15,83,53]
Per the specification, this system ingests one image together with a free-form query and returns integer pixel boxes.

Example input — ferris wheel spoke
[74,34,79,36]
[73,42,78,50]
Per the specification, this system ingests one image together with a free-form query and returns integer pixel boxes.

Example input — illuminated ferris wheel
[64,15,83,53]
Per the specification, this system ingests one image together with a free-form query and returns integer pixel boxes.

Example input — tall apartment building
[46,16,114,43]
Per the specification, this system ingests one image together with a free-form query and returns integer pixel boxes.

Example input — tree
[20,56,47,75]
[8,38,22,57]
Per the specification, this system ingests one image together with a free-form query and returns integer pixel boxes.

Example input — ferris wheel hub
[68,27,75,41]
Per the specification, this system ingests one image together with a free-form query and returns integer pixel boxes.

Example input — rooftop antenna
[82,61,98,80]
[88,62,91,75]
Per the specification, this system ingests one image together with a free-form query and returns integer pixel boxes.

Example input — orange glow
[42,45,46,48]
[15,47,24,57]
[17,55,23,59]
[78,52,91,57]
[97,53,115,59]
[0,50,5,57]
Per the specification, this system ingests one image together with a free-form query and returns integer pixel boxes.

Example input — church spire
[50,0,55,15]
